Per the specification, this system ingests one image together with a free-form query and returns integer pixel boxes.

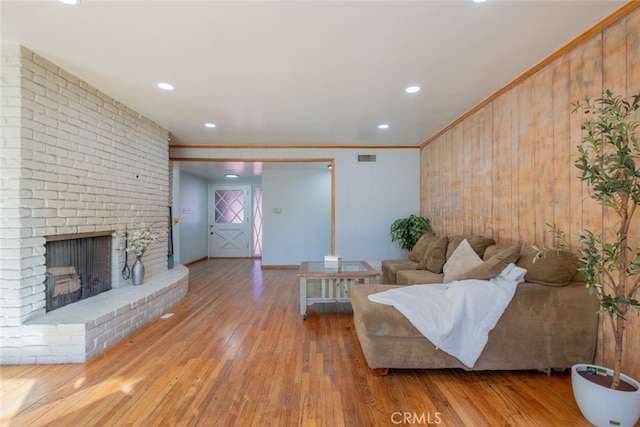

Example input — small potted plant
[569,90,640,426]
[389,214,434,251]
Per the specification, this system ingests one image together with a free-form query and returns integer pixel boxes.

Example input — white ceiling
[1,0,627,179]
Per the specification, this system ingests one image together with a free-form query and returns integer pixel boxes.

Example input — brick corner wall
[0,45,174,364]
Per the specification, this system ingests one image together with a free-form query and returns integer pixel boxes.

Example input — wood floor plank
[0,258,606,426]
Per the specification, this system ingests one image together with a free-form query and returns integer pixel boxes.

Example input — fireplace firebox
[45,231,113,312]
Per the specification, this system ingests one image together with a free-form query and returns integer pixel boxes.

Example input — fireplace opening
[45,231,113,312]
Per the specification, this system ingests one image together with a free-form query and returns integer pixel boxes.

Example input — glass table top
[298,261,378,277]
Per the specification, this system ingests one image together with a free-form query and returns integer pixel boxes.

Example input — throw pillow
[442,239,483,283]
[463,246,521,280]
[415,236,449,273]
[408,233,439,262]
[516,247,578,287]
[446,235,496,260]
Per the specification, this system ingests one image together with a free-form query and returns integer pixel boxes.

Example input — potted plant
[389,214,434,251]
[570,90,640,426]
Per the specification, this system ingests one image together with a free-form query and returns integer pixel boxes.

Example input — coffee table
[297,260,379,319]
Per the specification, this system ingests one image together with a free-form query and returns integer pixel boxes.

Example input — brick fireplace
[0,46,188,364]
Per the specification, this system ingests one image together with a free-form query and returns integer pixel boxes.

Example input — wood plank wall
[420,6,640,380]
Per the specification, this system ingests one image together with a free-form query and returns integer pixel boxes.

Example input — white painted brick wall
[0,46,28,356]
[0,45,179,364]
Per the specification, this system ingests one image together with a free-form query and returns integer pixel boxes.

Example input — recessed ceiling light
[205,123,216,128]
[58,0,79,4]
[473,0,487,3]
[378,124,389,130]
[405,86,420,94]
[225,173,239,178]
[157,82,174,91]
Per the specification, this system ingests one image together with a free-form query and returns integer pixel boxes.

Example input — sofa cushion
[483,244,505,260]
[397,269,444,285]
[443,239,483,283]
[416,236,448,273]
[408,233,439,262]
[352,285,425,337]
[463,246,521,280]
[516,247,578,287]
[446,235,496,260]
[381,259,419,284]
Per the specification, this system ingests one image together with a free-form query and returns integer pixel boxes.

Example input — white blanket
[368,263,527,368]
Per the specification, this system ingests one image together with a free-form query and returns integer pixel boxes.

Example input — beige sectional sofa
[351,234,599,375]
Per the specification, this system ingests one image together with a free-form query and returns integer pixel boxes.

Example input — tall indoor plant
[570,90,640,426]
[389,214,434,251]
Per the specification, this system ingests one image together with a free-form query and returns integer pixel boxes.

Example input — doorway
[176,159,334,262]
[208,185,252,257]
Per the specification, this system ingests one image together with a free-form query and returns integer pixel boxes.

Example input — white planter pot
[572,364,640,427]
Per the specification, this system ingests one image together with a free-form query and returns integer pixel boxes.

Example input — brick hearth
[21,265,188,363]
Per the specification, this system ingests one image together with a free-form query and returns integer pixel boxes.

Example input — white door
[208,185,251,257]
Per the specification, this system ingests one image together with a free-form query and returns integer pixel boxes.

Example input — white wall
[262,168,331,265]
[178,171,209,264]
[334,150,420,261]
[170,147,420,265]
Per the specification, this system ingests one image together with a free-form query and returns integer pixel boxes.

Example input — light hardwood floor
[1,258,596,426]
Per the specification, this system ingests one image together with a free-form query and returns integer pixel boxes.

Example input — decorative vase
[132,257,145,286]
[571,364,640,427]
